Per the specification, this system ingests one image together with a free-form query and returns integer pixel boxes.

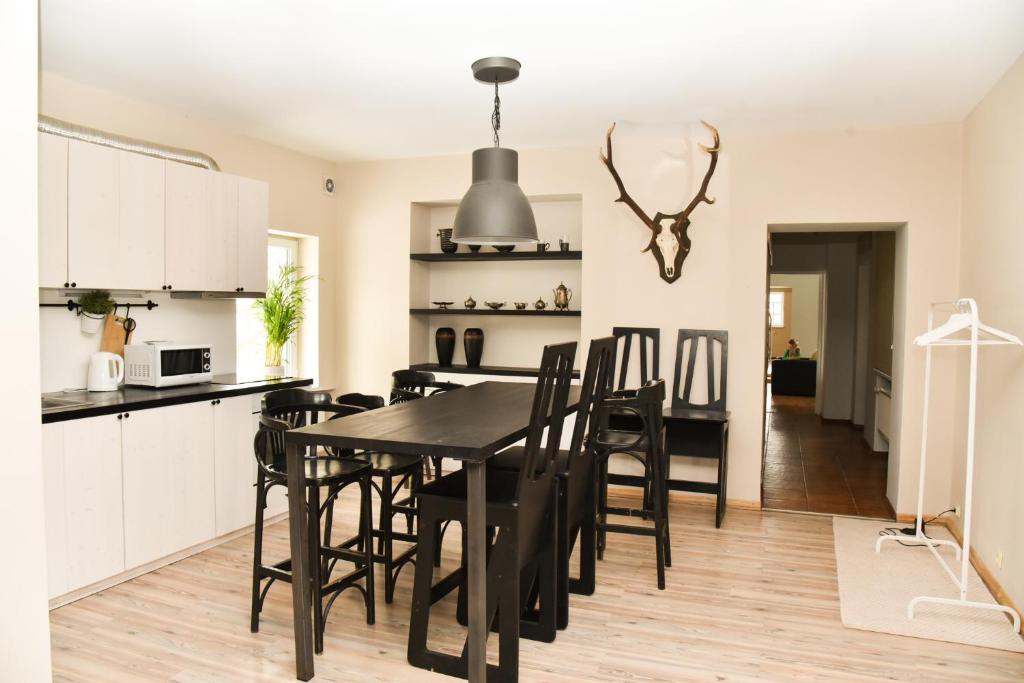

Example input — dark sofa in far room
[771,358,817,396]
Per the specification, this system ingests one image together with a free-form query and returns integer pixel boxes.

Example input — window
[768,290,786,328]
[236,235,300,378]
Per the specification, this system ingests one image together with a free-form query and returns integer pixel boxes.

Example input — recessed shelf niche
[409,194,583,376]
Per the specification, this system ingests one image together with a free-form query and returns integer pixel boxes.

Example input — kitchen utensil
[87,351,124,392]
[432,301,455,310]
[100,314,125,355]
[536,242,550,252]
[436,228,458,254]
[534,298,547,310]
[485,301,506,310]
[514,302,528,310]
[494,245,515,253]
[553,282,573,310]
[558,238,570,252]
[464,296,477,309]
[122,304,137,344]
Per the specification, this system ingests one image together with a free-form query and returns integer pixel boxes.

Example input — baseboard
[942,515,1024,635]
[48,511,288,610]
[609,484,759,512]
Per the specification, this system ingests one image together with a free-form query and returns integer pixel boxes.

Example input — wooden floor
[763,393,895,518]
[49,491,1022,682]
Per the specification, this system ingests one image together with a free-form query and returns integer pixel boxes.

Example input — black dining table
[282,380,581,681]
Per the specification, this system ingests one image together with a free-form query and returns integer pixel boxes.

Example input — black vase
[435,327,455,367]
[464,328,484,369]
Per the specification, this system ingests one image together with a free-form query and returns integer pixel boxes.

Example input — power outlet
[996,550,1004,570]
[954,505,962,517]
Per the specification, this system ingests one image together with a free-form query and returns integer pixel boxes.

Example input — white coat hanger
[913,299,1022,347]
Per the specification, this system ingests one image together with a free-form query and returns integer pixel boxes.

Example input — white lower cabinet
[214,396,258,536]
[122,402,216,569]
[42,416,125,599]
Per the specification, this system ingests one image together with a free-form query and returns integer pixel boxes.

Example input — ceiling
[41,1,1024,162]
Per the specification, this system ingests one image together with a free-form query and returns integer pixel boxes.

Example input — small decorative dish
[484,301,506,310]
[494,245,515,253]
[432,301,455,310]
[468,244,482,252]
[513,302,528,310]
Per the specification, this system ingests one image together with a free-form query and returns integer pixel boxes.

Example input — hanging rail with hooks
[39,299,159,313]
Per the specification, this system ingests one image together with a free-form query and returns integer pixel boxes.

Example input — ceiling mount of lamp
[451,57,538,245]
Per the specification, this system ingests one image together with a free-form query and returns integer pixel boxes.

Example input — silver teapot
[552,282,573,311]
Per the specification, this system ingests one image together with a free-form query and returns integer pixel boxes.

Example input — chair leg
[361,474,376,625]
[649,450,666,591]
[308,484,325,653]
[322,483,337,580]
[555,481,570,631]
[407,505,437,668]
[574,502,597,596]
[597,454,609,560]
[250,472,267,633]
[660,437,672,569]
[381,471,396,604]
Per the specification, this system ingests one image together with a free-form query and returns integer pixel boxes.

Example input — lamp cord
[492,80,501,148]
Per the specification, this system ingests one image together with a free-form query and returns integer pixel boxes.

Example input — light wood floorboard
[50,490,1024,682]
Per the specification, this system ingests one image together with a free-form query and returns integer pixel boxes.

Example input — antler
[679,120,720,218]
[600,123,658,246]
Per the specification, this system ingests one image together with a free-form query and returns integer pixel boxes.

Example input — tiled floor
[763,390,895,518]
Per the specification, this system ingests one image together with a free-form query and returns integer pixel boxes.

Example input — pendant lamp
[452,57,537,245]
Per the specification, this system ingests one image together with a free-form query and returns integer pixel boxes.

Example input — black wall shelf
[410,363,580,379]
[410,308,580,317]
[410,250,582,262]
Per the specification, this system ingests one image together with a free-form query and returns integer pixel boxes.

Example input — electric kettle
[87,352,124,392]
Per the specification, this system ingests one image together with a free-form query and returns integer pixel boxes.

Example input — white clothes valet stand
[876,298,1022,631]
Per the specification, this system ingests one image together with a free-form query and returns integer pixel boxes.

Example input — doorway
[762,230,896,519]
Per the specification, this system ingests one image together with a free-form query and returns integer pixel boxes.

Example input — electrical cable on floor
[877,508,956,547]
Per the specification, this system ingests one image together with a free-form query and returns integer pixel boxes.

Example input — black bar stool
[594,379,672,589]
[489,336,616,629]
[249,411,375,655]
[407,342,577,683]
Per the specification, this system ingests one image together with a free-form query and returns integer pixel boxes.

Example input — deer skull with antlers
[600,121,720,283]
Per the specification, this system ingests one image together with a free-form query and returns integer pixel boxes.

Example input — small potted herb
[253,265,315,377]
[77,290,114,334]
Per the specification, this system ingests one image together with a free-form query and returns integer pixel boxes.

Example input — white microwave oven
[124,342,213,387]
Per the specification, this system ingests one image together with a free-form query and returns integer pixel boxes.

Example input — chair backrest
[335,392,385,411]
[611,327,660,391]
[595,379,667,456]
[262,388,332,426]
[672,329,728,411]
[255,412,292,475]
[564,336,616,515]
[389,387,424,405]
[518,342,577,486]
[391,369,436,395]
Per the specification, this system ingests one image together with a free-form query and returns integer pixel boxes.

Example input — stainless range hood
[170,290,265,300]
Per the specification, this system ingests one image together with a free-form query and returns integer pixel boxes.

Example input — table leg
[465,459,487,683]
[286,440,314,680]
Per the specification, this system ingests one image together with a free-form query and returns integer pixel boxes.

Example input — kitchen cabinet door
[122,403,216,568]
[236,177,269,293]
[208,172,239,292]
[41,423,69,599]
[214,396,258,536]
[67,140,119,289]
[117,151,165,290]
[62,415,125,592]
[165,162,212,291]
[38,133,68,289]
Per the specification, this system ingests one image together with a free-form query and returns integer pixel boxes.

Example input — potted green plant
[77,290,115,334]
[253,265,315,377]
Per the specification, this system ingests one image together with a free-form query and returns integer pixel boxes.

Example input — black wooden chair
[407,342,577,682]
[595,379,672,589]
[489,336,616,629]
[330,393,425,603]
[666,329,730,527]
[250,411,375,655]
[392,370,464,480]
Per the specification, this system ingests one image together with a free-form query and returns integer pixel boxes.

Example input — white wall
[40,294,235,393]
[955,53,1024,615]
[335,122,963,512]
[0,1,54,678]
[770,273,820,357]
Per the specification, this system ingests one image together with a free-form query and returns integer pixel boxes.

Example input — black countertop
[41,375,314,424]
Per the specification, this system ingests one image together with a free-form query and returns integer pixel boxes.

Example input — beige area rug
[833,516,1024,652]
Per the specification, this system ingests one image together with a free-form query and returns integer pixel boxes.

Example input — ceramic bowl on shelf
[514,302,528,310]
[468,244,482,252]
[432,301,455,310]
[484,301,506,310]
[494,245,515,253]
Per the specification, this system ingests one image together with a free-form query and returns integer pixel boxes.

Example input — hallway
[763,393,895,519]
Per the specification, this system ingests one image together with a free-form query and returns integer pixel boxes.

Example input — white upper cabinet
[68,140,119,289]
[39,133,268,292]
[164,162,212,291]
[208,171,239,292]
[117,151,166,291]
[237,177,269,293]
[38,133,69,288]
